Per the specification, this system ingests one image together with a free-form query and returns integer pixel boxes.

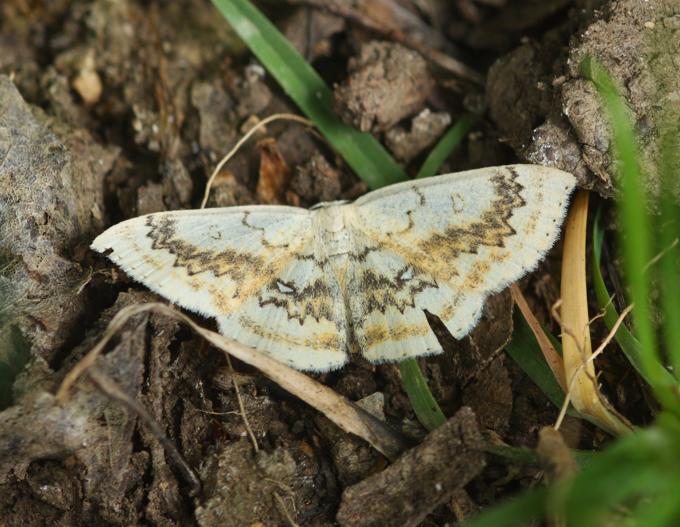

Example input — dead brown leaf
[255,137,291,204]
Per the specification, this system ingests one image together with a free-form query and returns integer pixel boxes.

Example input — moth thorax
[313,204,354,256]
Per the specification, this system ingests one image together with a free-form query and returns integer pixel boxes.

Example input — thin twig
[87,368,202,496]
[193,408,241,416]
[225,353,259,452]
[74,267,94,296]
[274,492,301,527]
[643,237,679,273]
[200,113,313,208]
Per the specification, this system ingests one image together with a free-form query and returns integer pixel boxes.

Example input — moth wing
[345,245,446,364]
[215,236,349,371]
[350,164,576,362]
[91,206,348,371]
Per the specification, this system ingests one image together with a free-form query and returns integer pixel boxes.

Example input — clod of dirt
[560,0,680,204]
[0,289,237,524]
[314,407,386,488]
[195,440,290,526]
[460,292,514,434]
[289,152,343,206]
[235,65,273,120]
[328,431,386,488]
[0,75,117,358]
[525,119,589,185]
[486,42,558,159]
[195,437,332,526]
[536,427,578,482]
[205,170,256,208]
[336,407,485,527]
[487,0,680,204]
[324,392,388,488]
[334,41,435,133]
[191,80,239,157]
[136,181,167,216]
[0,293,150,524]
[427,290,513,434]
[385,109,452,163]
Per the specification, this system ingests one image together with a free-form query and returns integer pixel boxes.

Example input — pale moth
[92,165,576,371]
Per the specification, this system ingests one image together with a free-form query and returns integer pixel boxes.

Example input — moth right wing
[347,165,576,363]
[91,206,349,371]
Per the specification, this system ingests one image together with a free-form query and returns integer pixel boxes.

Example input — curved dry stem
[225,353,259,452]
[511,284,566,391]
[200,113,313,209]
[559,190,631,436]
[55,302,409,460]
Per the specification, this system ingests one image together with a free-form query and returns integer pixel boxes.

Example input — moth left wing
[348,164,576,363]
[91,206,349,371]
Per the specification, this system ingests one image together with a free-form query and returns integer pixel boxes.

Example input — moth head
[310,200,350,210]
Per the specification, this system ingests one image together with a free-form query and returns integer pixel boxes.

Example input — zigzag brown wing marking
[216,235,349,371]
[91,206,349,371]
[349,165,576,362]
[345,238,450,363]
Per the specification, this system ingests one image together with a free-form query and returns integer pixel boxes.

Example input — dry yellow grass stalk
[560,190,630,435]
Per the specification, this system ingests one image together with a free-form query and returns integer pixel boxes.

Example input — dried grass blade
[560,190,630,435]
[56,303,410,460]
[511,284,566,392]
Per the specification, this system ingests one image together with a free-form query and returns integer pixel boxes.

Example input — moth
[92,165,576,371]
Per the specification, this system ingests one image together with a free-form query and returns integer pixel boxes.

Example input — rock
[385,109,452,163]
[487,0,680,205]
[336,407,485,527]
[0,75,116,358]
[334,41,434,133]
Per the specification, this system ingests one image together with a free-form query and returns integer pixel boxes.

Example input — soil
[0,0,675,525]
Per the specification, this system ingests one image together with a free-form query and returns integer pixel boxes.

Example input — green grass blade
[484,442,539,465]
[469,422,680,527]
[591,207,649,374]
[210,0,407,188]
[506,310,568,410]
[397,359,446,430]
[658,131,680,377]
[582,58,678,409]
[626,484,680,527]
[485,442,596,468]
[563,427,673,527]
[462,487,547,527]
[592,207,677,393]
[416,114,478,179]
